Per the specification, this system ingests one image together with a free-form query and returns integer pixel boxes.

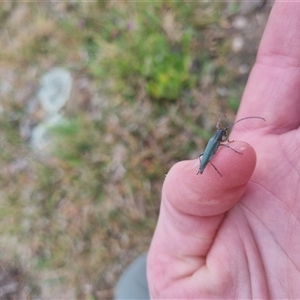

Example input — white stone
[30,114,66,150]
[232,36,244,53]
[38,68,72,115]
[232,16,248,30]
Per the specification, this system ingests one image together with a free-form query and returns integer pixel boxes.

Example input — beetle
[197,115,265,177]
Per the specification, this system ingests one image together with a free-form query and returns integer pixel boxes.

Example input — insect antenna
[225,116,265,130]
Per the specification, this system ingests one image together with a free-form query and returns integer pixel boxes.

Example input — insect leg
[209,161,222,177]
[220,143,242,154]
[221,132,234,143]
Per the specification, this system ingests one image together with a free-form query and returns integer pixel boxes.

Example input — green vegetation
[0,1,263,299]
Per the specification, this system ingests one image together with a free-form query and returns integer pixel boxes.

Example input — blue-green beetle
[197,116,265,177]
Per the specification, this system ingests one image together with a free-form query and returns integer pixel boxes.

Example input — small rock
[30,114,66,150]
[238,64,250,75]
[216,87,229,97]
[232,36,244,53]
[232,16,248,30]
[37,68,72,115]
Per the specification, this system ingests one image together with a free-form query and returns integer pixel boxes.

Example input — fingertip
[163,141,256,216]
[211,140,257,182]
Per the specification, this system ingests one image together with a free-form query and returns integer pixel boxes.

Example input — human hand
[147,1,300,298]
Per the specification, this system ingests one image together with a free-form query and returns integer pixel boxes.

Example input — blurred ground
[0,1,273,299]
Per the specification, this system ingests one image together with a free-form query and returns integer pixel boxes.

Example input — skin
[147,1,300,299]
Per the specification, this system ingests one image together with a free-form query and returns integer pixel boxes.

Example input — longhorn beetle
[197,115,265,177]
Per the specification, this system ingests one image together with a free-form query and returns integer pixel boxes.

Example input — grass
[0,2,267,299]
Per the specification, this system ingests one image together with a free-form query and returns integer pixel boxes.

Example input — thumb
[147,141,256,298]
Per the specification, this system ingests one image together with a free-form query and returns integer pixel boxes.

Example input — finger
[148,141,256,298]
[238,1,300,132]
